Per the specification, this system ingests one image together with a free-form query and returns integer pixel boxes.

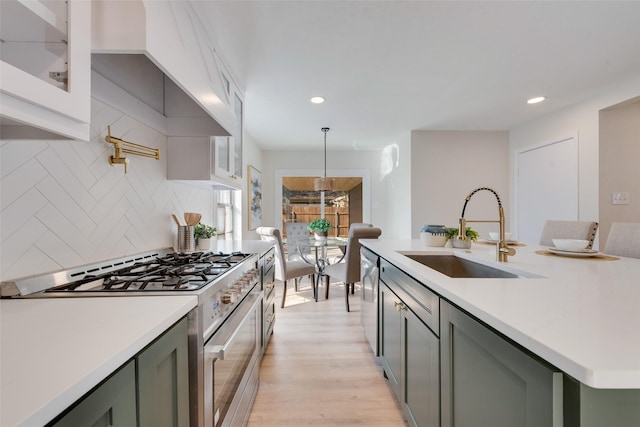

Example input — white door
[516,136,578,244]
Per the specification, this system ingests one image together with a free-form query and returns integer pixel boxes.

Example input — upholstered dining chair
[285,222,312,291]
[323,225,382,312]
[539,220,599,249]
[256,227,317,308]
[603,223,640,259]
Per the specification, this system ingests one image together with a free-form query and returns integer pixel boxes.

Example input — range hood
[91,0,236,138]
[92,53,230,138]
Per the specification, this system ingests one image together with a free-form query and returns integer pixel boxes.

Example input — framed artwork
[248,165,262,230]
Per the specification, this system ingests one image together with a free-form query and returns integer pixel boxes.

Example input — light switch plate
[612,192,630,205]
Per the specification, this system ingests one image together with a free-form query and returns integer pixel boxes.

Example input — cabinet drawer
[380,259,439,336]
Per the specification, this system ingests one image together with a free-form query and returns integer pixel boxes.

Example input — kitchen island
[362,239,640,426]
[0,296,197,427]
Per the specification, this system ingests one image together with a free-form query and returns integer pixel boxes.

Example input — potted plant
[194,223,217,250]
[446,226,479,249]
[308,218,332,240]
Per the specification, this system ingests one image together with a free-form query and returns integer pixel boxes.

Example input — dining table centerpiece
[308,218,332,240]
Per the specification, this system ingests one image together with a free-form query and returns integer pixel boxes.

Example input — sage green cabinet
[51,361,137,427]
[49,317,189,427]
[138,317,190,427]
[379,260,440,427]
[440,300,561,427]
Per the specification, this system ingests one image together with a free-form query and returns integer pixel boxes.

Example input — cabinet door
[0,0,90,140]
[51,361,136,427]
[404,307,439,427]
[380,282,402,397]
[441,300,560,427]
[137,317,190,427]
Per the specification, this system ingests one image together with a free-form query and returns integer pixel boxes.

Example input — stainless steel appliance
[1,248,262,427]
[360,247,379,355]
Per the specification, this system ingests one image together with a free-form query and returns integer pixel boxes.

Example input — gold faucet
[458,187,515,262]
[105,126,160,174]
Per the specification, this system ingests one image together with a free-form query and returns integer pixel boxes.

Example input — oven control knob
[221,292,233,304]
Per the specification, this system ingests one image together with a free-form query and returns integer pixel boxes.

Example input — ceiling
[190,1,640,152]
[283,176,362,192]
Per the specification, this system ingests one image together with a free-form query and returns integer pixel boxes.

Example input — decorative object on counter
[552,239,588,252]
[447,226,479,249]
[535,249,618,260]
[308,218,332,240]
[105,125,160,174]
[420,225,448,247]
[458,187,515,262]
[195,223,217,250]
[314,127,335,191]
[489,231,513,241]
[248,165,262,230]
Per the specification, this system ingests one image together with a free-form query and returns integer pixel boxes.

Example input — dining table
[287,237,348,301]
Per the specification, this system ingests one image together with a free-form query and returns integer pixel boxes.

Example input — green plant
[194,223,217,239]
[308,218,332,233]
[445,226,479,242]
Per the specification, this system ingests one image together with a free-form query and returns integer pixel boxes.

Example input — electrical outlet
[611,192,630,205]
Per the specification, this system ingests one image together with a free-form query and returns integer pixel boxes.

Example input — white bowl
[420,232,447,247]
[488,232,512,241]
[552,239,589,251]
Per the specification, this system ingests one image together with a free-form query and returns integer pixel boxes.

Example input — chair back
[285,222,311,261]
[342,226,382,284]
[256,227,286,281]
[539,220,599,249]
[604,223,640,258]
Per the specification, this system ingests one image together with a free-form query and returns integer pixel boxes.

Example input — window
[215,190,242,240]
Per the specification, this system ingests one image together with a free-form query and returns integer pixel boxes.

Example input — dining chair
[285,222,312,291]
[256,227,317,308]
[539,220,599,249]
[603,223,640,259]
[323,225,382,312]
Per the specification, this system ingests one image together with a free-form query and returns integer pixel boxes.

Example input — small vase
[451,237,472,249]
[314,231,328,241]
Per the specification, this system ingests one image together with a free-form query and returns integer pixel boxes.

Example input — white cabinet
[214,88,244,181]
[0,0,91,140]
[168,136,241,190]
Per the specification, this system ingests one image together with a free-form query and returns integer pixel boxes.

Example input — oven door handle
[204,294,261,360]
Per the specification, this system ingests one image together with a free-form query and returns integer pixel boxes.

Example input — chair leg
[325,275,330,300]
[350,283,355,294]
[281,280,288,308]
[345,283,350,312]
[294,278,298,292]
[312,274,318,302]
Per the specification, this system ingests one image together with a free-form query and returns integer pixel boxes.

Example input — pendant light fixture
[314,127,334,192]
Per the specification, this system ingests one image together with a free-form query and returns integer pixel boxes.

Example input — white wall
[384,132,412,239]
[410,130,510,239]
[0,98,215,281]
[509,76,640,248]
[599,99,640,244]
[262,149,388,234]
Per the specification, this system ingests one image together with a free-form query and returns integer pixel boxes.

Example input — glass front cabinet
[0,0,90,140]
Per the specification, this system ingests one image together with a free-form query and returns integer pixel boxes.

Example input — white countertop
[0,296,197,427]
[362,239,640,389]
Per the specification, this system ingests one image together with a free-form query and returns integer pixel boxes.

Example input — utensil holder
[176,226,196,253]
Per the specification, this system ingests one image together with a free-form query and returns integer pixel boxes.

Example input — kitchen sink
[402,254,520,278]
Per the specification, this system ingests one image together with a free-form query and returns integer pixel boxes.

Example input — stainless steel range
[1,248,263,427]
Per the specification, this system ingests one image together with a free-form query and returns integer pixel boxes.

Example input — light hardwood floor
[247,276,409,426]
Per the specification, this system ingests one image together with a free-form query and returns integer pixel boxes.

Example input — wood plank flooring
[247,277,409,426]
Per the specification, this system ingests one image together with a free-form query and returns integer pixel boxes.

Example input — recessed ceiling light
[310,96,325,104]
[527,96,546,104]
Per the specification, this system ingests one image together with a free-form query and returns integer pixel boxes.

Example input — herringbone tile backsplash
[0,99,214,281]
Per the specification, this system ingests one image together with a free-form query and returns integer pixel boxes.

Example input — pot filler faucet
[459,187,515,262]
